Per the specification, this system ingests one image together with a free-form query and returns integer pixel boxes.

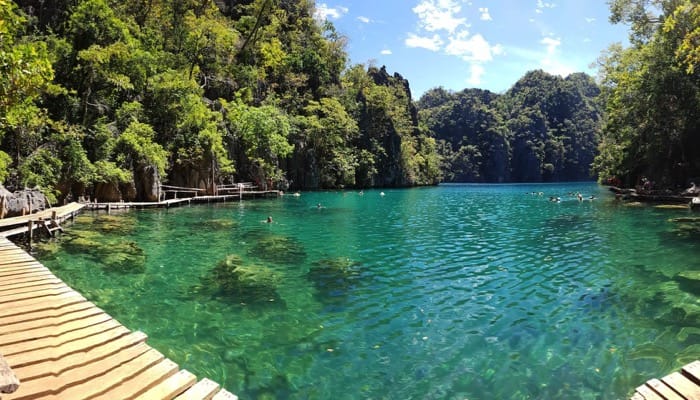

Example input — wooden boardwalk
[631,360,700,399]
[0,234,237,399]
[82,191,281,211]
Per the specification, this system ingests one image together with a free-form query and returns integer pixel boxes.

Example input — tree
[0,0,54,183]
[594,0,700,188]
[223,100,293,188]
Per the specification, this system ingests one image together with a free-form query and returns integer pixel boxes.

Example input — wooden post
[0,354,19,394]
[27,220,33,248]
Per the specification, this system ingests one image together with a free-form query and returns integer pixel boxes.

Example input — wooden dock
[631,360,700,399]
[82,190,281,211]
[0,228,237,399]
[0,203,85,239]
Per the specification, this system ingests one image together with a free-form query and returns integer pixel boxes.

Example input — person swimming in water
[266,216,273,223]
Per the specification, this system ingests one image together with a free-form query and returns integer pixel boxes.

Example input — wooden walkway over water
[631,361,700,399]
[82,190,281,211]
[0,206,238,399]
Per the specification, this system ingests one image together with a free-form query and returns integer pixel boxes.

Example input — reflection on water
[36,183,700,399]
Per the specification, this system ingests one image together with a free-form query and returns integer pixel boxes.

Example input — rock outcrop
[0,186,50,218]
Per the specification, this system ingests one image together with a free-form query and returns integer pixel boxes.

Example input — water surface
[36,183,700,399]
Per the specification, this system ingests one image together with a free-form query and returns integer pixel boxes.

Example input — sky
[313,0,631,98]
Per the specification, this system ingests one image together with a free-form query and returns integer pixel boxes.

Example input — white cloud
[412,0,467,33]
[467,64,485,86]
[405,33,444,51]
[541,36,561,56]
[314,3,348,21]
[381,49,393,55]
[535,0,555,14]
[538,36,573,77]
[585,17,596,23]
[479,7,492,21]
[358,16,371,24]
[446,33,502,62]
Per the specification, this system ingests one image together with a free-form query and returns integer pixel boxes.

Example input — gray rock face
[135,165,160,201]
[0,186,49,218]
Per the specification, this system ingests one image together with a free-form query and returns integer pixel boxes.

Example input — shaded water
[35,183,700,399]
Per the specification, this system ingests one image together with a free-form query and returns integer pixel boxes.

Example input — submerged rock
[306,257,361,302]
[248,235,307,265]
[62,228,146,273]
[203,254,282,304]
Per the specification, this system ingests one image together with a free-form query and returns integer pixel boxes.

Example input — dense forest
[1,0,698,203]
[417,71,602,183]
[0,0,441,203]
[593,0,700,190]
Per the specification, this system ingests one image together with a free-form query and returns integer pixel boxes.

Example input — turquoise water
[34,183,700,399]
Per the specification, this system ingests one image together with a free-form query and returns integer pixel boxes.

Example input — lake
[35,182,700,399]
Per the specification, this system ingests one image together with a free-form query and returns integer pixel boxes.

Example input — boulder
[135,165,160,201]
[94,182,122,202]
[0,185,49,218]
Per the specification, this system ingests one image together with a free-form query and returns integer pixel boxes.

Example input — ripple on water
[37,183,700,399]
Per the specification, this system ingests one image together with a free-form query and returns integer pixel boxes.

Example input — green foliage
[417,72,601,183]
[18,147,62,203]
[0,151,11,183]
[93,160,132,184]
[595,0,700,188]
[5,0,443,197]
[224,99,292,186]
[114,121,167,176]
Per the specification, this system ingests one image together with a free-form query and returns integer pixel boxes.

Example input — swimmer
[266,216,273,223]
[380,192,385,197]
[317,203,322,209]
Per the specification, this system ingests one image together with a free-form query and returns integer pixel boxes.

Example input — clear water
[34,183,700,400]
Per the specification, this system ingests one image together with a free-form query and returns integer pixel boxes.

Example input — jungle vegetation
[1,0,697,202]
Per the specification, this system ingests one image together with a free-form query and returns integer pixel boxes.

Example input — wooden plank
[5,325,131,370]
[47,348,165,400]
[0,258,38,271]
[0,260,41,271]
[6,344,159,400]
[12,331,148,382]
[1,319,124,357]
[2,302,97,334]
[683,361,700,384]
[138,369,197,399]
[93,359,180,400]
[630,393,645,400]
[212,389,239,400]
[0,281,70,298]
[647,378,685,400]
[0,270,58,287]
[0,266,49,279]
[662,371,700,399]
[94,358,179,400]
[635,383,666,400]
[175,378,221,400]
[0,291,85,320]
[0,277,64,293]
[0,286,74,306]
[0,312,114,348]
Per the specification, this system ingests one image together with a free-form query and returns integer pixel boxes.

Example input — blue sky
[314,0,630,98]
